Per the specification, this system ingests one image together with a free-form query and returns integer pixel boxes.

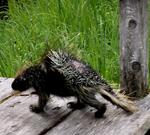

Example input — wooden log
[46,94,150,135]
[120,0,148,97]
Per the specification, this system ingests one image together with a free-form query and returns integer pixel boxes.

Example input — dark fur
[12,64,106,117]
[12,50,137,118]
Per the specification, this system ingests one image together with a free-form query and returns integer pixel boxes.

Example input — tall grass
[0,0,119,84]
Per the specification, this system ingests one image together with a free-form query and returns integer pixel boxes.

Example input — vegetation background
[0,0,149,87]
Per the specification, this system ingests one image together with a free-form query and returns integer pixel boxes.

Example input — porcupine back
[43,50,138,113]
[43,50,115,94]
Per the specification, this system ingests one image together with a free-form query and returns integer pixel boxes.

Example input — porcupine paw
[95,104,107,118]
[67,102,86,110]
[29,104,44,113]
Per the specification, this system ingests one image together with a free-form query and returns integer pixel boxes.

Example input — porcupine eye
[11,76,30,91]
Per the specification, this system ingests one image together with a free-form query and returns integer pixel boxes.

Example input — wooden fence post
[120,0,148,98]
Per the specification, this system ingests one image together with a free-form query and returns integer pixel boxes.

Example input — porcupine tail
[95,85,139,113]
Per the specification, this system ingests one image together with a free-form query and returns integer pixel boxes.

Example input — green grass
[0,0,119,84]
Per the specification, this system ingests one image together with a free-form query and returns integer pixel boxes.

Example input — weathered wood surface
[120,0,148,97]
[0,78,14,101]
[0,78,150,135]
[0,95,74,135]
[0,79,74,135]
[46,95,150,135]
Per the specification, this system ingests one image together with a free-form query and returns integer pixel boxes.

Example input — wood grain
[0,78,149,135]
[0,78,14,101]
[120,0,148,97]
[46,95,150,135]
[0,93,74,135]
[0,78,74,135]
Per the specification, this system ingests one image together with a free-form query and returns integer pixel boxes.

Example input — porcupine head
[11,66,34,92]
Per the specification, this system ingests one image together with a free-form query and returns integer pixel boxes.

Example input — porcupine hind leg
[30,93,49,113]
[67,98,87,110]
[79,89,107,118]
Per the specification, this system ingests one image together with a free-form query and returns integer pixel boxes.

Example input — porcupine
[11,50,138,118]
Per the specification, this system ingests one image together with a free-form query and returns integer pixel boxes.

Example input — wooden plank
[0,78,149,135]
[0,77,7,83]
[0,78,74,134]
[46,94,150,135]
[0,78,14,101]
[120,0,148,97]
[0,91,74,135]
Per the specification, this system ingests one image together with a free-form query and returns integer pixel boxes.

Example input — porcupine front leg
[67,98,87,110]
[79,88,107,118]
[30,92,49,113]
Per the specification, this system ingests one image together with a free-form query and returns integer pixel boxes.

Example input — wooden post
[120,0,148,98]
